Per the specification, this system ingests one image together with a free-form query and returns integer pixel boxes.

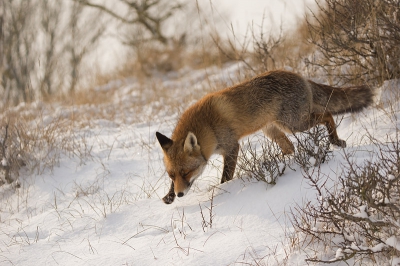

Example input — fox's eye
[183,170,193,178]
[168,172,175,180]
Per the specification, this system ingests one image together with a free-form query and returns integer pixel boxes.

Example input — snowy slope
[0,65,399,266]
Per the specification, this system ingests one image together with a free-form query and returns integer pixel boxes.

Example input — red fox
[156,70,374,204]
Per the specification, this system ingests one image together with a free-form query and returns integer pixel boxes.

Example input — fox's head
[156,131,207,199]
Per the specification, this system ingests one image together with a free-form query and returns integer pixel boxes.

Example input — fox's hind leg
[262,124,295,155]
[311,112,346,148]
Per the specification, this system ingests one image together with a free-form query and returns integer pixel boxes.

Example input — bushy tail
[309,80,375,114]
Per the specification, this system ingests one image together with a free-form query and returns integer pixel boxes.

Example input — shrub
[237,136,287,185]
[306,0,400,85]
[292,136,400,264]
[237,126,332,185]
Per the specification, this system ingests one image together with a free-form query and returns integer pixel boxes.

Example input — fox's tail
[309,80,375,114]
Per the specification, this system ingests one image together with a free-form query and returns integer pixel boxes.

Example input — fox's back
[212,70,313,136]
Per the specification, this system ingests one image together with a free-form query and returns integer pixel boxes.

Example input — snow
[353,205,369,219]
[1,68,400,265]
[392,257,400,266]
[386,236,400,252]
[371,243,387,253]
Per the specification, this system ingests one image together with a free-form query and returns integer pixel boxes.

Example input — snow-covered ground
[0,64,399,265]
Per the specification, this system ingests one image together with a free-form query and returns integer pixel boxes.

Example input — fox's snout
[174,179,192,198]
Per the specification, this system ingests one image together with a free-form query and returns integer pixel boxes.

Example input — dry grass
[0,100,99,186]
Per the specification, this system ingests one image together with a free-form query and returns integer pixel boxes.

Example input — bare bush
[237,126,332,185]
[211,11,314,78]
[76,0,183,45]
[0,0,105,105]
[249,18,285,73]
[292,125,333,170]
[1,0,37,104]
[306,0,400,85]
[67,1,105,94]
[0,105,97,187]
[0,120,27,186]
[292,136,400,264]
[76,0,187,77]
[237,136,287,185]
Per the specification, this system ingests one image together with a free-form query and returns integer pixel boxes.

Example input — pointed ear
[156,132,173,151]
[184,132,200,153]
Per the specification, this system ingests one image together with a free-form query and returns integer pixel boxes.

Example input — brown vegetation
[306,0,400,85]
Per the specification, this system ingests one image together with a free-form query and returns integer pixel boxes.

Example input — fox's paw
[332,139,346,148]
[162,192,176,204]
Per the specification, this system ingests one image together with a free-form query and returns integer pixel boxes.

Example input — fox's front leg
[162,181,176,204]
[221,143,240,183]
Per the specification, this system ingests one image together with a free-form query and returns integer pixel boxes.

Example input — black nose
[177,192,184,197]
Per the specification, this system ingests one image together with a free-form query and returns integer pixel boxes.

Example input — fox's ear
[156,132,173,151]
[184,132,200,153]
